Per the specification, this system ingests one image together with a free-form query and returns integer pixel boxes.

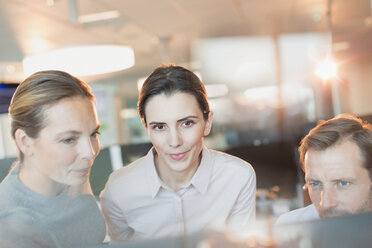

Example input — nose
[168,128,183,148]
[81,138,99,160]
[320,187,339,210]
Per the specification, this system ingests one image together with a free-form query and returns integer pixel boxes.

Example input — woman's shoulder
[0,208,59,248]
[0,168,24,208]
[207,148,255,174]
[204,148,256,189]
[105,153,151,188]
[0,207,47,234]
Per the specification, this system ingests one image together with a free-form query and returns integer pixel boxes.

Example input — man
[276,114,372,224]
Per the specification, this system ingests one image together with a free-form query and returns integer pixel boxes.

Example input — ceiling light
[78,10,120,24]
[315,58,337,80]
[23,45,135,77]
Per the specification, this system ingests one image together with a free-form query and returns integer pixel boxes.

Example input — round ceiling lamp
[23,45,135,77]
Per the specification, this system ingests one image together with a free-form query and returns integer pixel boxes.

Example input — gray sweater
[0,164,106,248]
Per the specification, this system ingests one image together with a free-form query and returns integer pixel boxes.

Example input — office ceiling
[0,0,371,83]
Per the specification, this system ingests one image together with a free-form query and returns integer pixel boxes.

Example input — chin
[170,165,189,172]
[69,177,88,186]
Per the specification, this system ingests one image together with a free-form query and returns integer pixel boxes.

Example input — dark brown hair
[137,64,210,125]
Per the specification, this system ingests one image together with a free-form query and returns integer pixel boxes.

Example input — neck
[155,155,201,191]
[18,160,66,197]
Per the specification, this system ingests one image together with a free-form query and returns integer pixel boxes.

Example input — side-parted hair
[299,114,372,181]
[137,64,210,125]
[9,70,94,161]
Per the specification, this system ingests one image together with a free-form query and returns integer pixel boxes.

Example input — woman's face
[144,92,213,179]
[25,96,100,192]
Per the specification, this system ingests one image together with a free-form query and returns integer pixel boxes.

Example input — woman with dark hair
[101,64,256,243]
[0,70,106,248]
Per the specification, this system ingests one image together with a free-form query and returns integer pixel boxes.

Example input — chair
[0,157,16,182]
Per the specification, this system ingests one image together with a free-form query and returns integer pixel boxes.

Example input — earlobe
[203,111,214,136]
[14,129,34,157]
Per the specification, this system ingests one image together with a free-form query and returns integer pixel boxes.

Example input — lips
[169,152,187,161]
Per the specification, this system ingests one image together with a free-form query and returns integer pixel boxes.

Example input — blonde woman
[0,71,106,248]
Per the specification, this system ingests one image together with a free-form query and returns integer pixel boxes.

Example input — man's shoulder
[276,204,319,225]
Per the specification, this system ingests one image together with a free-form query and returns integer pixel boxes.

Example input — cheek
[39,150,77,177]
[148,133,165,151]
[308,189,321,205]
[50,144,80,165]
[38,146,68,164]
[92,138,101,158]
[56,150,79,166]
[345,186,371,204]
[183,129,204,146]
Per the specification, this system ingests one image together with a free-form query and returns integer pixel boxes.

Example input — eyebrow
[305,176,356,182]
[331,177,355,182]
[148,115,199,126]
[177,115,198,122]
[148,121,165,126]
[304,176,318,181]
[57,130,81,136]
[57,124,101,136]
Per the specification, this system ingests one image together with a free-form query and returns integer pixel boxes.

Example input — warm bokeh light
[205,84,229,98]
[23,45,135,77]
[137,77,146,92]
[315,58,337,80]
[120,108,138,119]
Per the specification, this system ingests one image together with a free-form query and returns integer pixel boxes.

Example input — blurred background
[1,0,372,220]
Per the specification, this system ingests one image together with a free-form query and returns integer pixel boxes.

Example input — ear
[14,129,34,157]
[203,111,214,136]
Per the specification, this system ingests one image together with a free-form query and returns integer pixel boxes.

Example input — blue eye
[62,137,76,144]
[338,181,350,187]
[308,181,320,187]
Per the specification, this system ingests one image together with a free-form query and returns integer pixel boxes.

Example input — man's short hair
[299,114,372,181]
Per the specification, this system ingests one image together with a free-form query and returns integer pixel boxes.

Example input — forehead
[304,140,368,180]
[145,92,202,122]
[41,97,98,132]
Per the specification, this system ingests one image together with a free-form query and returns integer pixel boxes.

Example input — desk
[84,212,372,248]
